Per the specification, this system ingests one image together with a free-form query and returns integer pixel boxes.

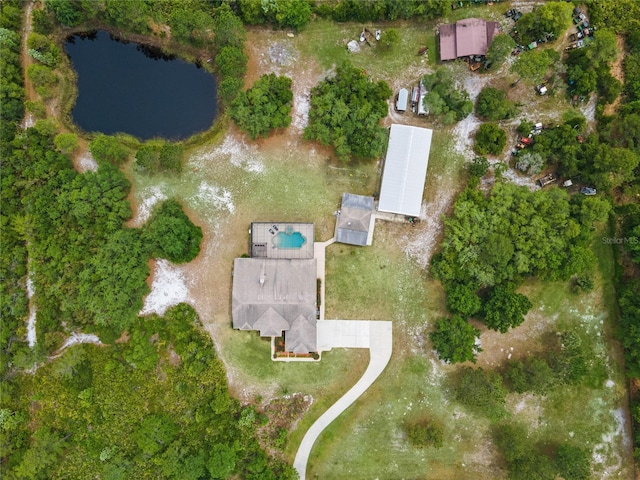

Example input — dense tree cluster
[566,29,621,101]
[433,183,602,289]
[476,87,517,121]
[304,61,391,161]
[145,199,203,264]
[513,1,573,45]
[1,304,296,479]
[429,182,610,361]
[421,68,473,125]
[230,74,293,139]
[314,0,454,23]
[494,423,591,480]
[474,122,506,155]
[0,0,27,378]
[238,0,312,31]
[0,0,25,138]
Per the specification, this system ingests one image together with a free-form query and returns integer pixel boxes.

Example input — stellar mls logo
[602,237,639,245]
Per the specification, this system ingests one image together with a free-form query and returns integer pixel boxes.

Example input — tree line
[1,303,297,479]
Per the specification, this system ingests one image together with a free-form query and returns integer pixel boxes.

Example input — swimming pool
[273,231,306,249]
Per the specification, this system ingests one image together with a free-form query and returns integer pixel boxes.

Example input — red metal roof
[439,18,500,61]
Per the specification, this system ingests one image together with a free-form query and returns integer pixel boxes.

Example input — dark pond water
[65,30,217,141]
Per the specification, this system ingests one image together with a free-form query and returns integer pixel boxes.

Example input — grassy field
[121,12,634,479]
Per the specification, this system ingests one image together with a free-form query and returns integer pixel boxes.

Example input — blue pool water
[273,231,306,249]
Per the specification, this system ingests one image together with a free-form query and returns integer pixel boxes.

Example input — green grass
[295,19,436,81]
[120,17,633,478]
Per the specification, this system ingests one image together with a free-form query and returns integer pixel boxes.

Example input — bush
[515,152,545,175]
[89,135,129,166]
[504,357,555,394]
[144,200,203,263]
[453,367,507,420]
[476,87,516,121]
[135,142,184,173]
[230,74,293,139]
[403,417,444,449]
[430,315,481,364]
[474,123,506,156]
[54,133,79,154]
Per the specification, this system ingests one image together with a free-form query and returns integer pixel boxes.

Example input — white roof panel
[378,124,432,217]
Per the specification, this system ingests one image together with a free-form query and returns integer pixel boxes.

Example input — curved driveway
[293,320,393,479]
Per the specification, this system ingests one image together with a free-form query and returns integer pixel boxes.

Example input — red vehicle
[518,136,533,146]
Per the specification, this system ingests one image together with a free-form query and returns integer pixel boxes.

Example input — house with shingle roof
[336,193,375,246]
[232,223,318,356]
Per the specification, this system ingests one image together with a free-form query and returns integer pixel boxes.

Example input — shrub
[453,367,507,420]
[144,200,203,263]
[430,315,481,364]
[54,133,79,154]
[475,123,507,156]
[89,135,129,166]
[403,417,444,449]
[476,87,516,120]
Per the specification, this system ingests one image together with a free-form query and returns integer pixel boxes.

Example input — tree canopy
[422,68,472,125]
[514,1,573,44]
[230,73,293,139]
[474,122,506,155]
[145,199,203,264]
[476,87,517,121]
[430,316,481,364]
[304,61,391,161]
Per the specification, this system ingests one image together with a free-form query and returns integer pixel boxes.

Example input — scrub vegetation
[1,0,639,479]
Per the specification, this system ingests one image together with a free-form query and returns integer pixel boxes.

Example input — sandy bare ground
[604,35,626,116]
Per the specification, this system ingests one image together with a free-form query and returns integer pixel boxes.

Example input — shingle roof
[232,258,318,352]
[336,193,374,246]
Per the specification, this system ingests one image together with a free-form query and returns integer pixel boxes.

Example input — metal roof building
[378,124,433,217]
[336,193,375,246]
[439,18,500,61]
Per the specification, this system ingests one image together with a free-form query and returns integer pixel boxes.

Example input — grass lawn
[123,15,633,479]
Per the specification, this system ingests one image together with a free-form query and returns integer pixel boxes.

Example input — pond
[65,30,217,141]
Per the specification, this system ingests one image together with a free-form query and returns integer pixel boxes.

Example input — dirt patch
[139,258,193,316]
[604,35,626,116]
[475,308,558,369]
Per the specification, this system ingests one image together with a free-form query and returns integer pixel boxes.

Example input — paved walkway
[293,320,393,480]
[313,238,335,321]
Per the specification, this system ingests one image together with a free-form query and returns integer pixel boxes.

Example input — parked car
[580,187,597,195]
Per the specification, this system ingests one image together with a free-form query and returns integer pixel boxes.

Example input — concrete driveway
[293,320,393,479]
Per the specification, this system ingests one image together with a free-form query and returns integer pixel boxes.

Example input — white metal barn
[378,124,433,217]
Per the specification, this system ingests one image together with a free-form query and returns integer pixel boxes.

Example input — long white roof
[378,124,432,217]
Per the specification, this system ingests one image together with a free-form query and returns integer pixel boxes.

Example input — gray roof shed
[378,125,433,217]
[336,193,375,246]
